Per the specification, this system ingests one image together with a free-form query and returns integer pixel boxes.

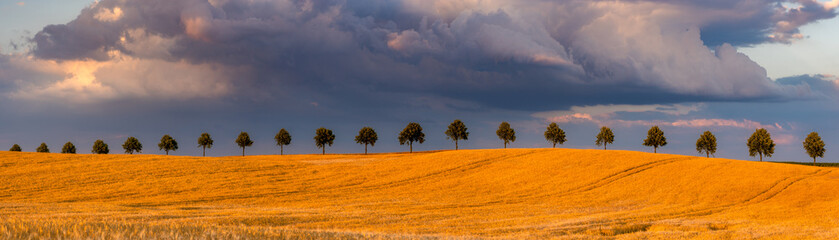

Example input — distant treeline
[6,120,827,164]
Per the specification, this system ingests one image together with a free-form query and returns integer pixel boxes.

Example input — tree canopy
[747,128,775,162]
[275,129,292,155]
[158,135,178,155]
[596,127,615,150]
[355,127,378,154]
[197,133,213,157]
[695,131,717,158]
[36,143,49,153]
[496,122,516,149]
[642,126,667,153]
[314,128,335,155]
[91,140,109,154]
[544,122,567,148]
[122,137,143,154]
[236,132,254,156]
[803,131,826,165]
[61,142,76,154]
[9,144,21,152]
[399,123,425,153]
[445,119,469,150]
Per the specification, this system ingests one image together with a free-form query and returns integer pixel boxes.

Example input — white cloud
[94,7,123,22]
[6,52,236,103]
[826,0,839,9]
[532,104,701,121]
[532,103,785,131]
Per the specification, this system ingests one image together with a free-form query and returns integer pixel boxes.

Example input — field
[1,149,839,239]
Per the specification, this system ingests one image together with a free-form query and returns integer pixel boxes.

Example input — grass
[1,149,838,239]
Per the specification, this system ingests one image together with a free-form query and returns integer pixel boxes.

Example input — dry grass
[1,149,838,239]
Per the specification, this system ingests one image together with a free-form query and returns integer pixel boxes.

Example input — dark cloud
[5,0,835,113]
[776,74,839,98]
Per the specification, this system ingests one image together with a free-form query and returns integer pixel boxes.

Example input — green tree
[399,123,425,153]
[596,126,615,150]
[197,133,213,157]
[803,132,826,165]
[122,137,143,154]
[9,144,21,152]
[91,140,109,154]
[445,119,469,150]
[314,128,335,155]
[355,127,378,154]
[36,143,49,153]
[236,132,254,156]
[544,122,567,148]
[61,142,76,154]
[275,129,292,155]
[695,131,717,158]
[496,122,516,149]
[158,135,178,155]
[747,128,775,162]
[643,126,667,153]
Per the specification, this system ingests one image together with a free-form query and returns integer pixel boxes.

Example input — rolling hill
[1,149,838,239]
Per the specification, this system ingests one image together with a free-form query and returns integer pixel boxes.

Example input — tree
[355,127,378,154]
[36,143,49,153]
[91,140,109,154]
[122,137,143,154]
[445,119,469,150]
[596,126,615,150]
[544,122,567,148]
[643,125,667,153]
[197,133,213,157]
[275,129,292,155]
[747,128,775,162]
[803,132,826,165]
[399,123,425,153]
[158,135,178,155]
[9,144,21,152]
[61,142,76,154]
[236,132,254,156]
[314,128,335,155]
[695,131,717,158]
[496,122,516,149]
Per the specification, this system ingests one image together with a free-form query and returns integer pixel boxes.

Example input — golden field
[1,149,839,239]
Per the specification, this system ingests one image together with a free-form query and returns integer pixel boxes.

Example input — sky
[0,0,838,162]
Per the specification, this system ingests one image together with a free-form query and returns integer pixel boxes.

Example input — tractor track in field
[539,168,833,235]
[558,157,689,194]
[328,150,541,192]
[427,156,691,208]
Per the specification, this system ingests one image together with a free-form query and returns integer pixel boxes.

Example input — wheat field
[1,149,838,239]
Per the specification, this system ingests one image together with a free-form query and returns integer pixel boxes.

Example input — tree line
[5,120,827,164]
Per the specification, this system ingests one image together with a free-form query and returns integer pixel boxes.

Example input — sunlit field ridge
[1,149,838,239]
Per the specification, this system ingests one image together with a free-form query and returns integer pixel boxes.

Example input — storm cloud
[2,0,837,111]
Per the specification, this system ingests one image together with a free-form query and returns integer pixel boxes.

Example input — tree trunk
[322,147,325,155]
[759,153,762,162]
[553,142,556,148]
[455,140,458,150]
[281,145,284,155]
[604,144,607,150]
[504,142,507,149]
[409,142,413,153]
[814,157,817,166]
[202,146,206,157]
[242,147,245,157]
[654,146,657,153]
[706,152,709,158]
[365,144,368,155]
[165,150,169,155]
